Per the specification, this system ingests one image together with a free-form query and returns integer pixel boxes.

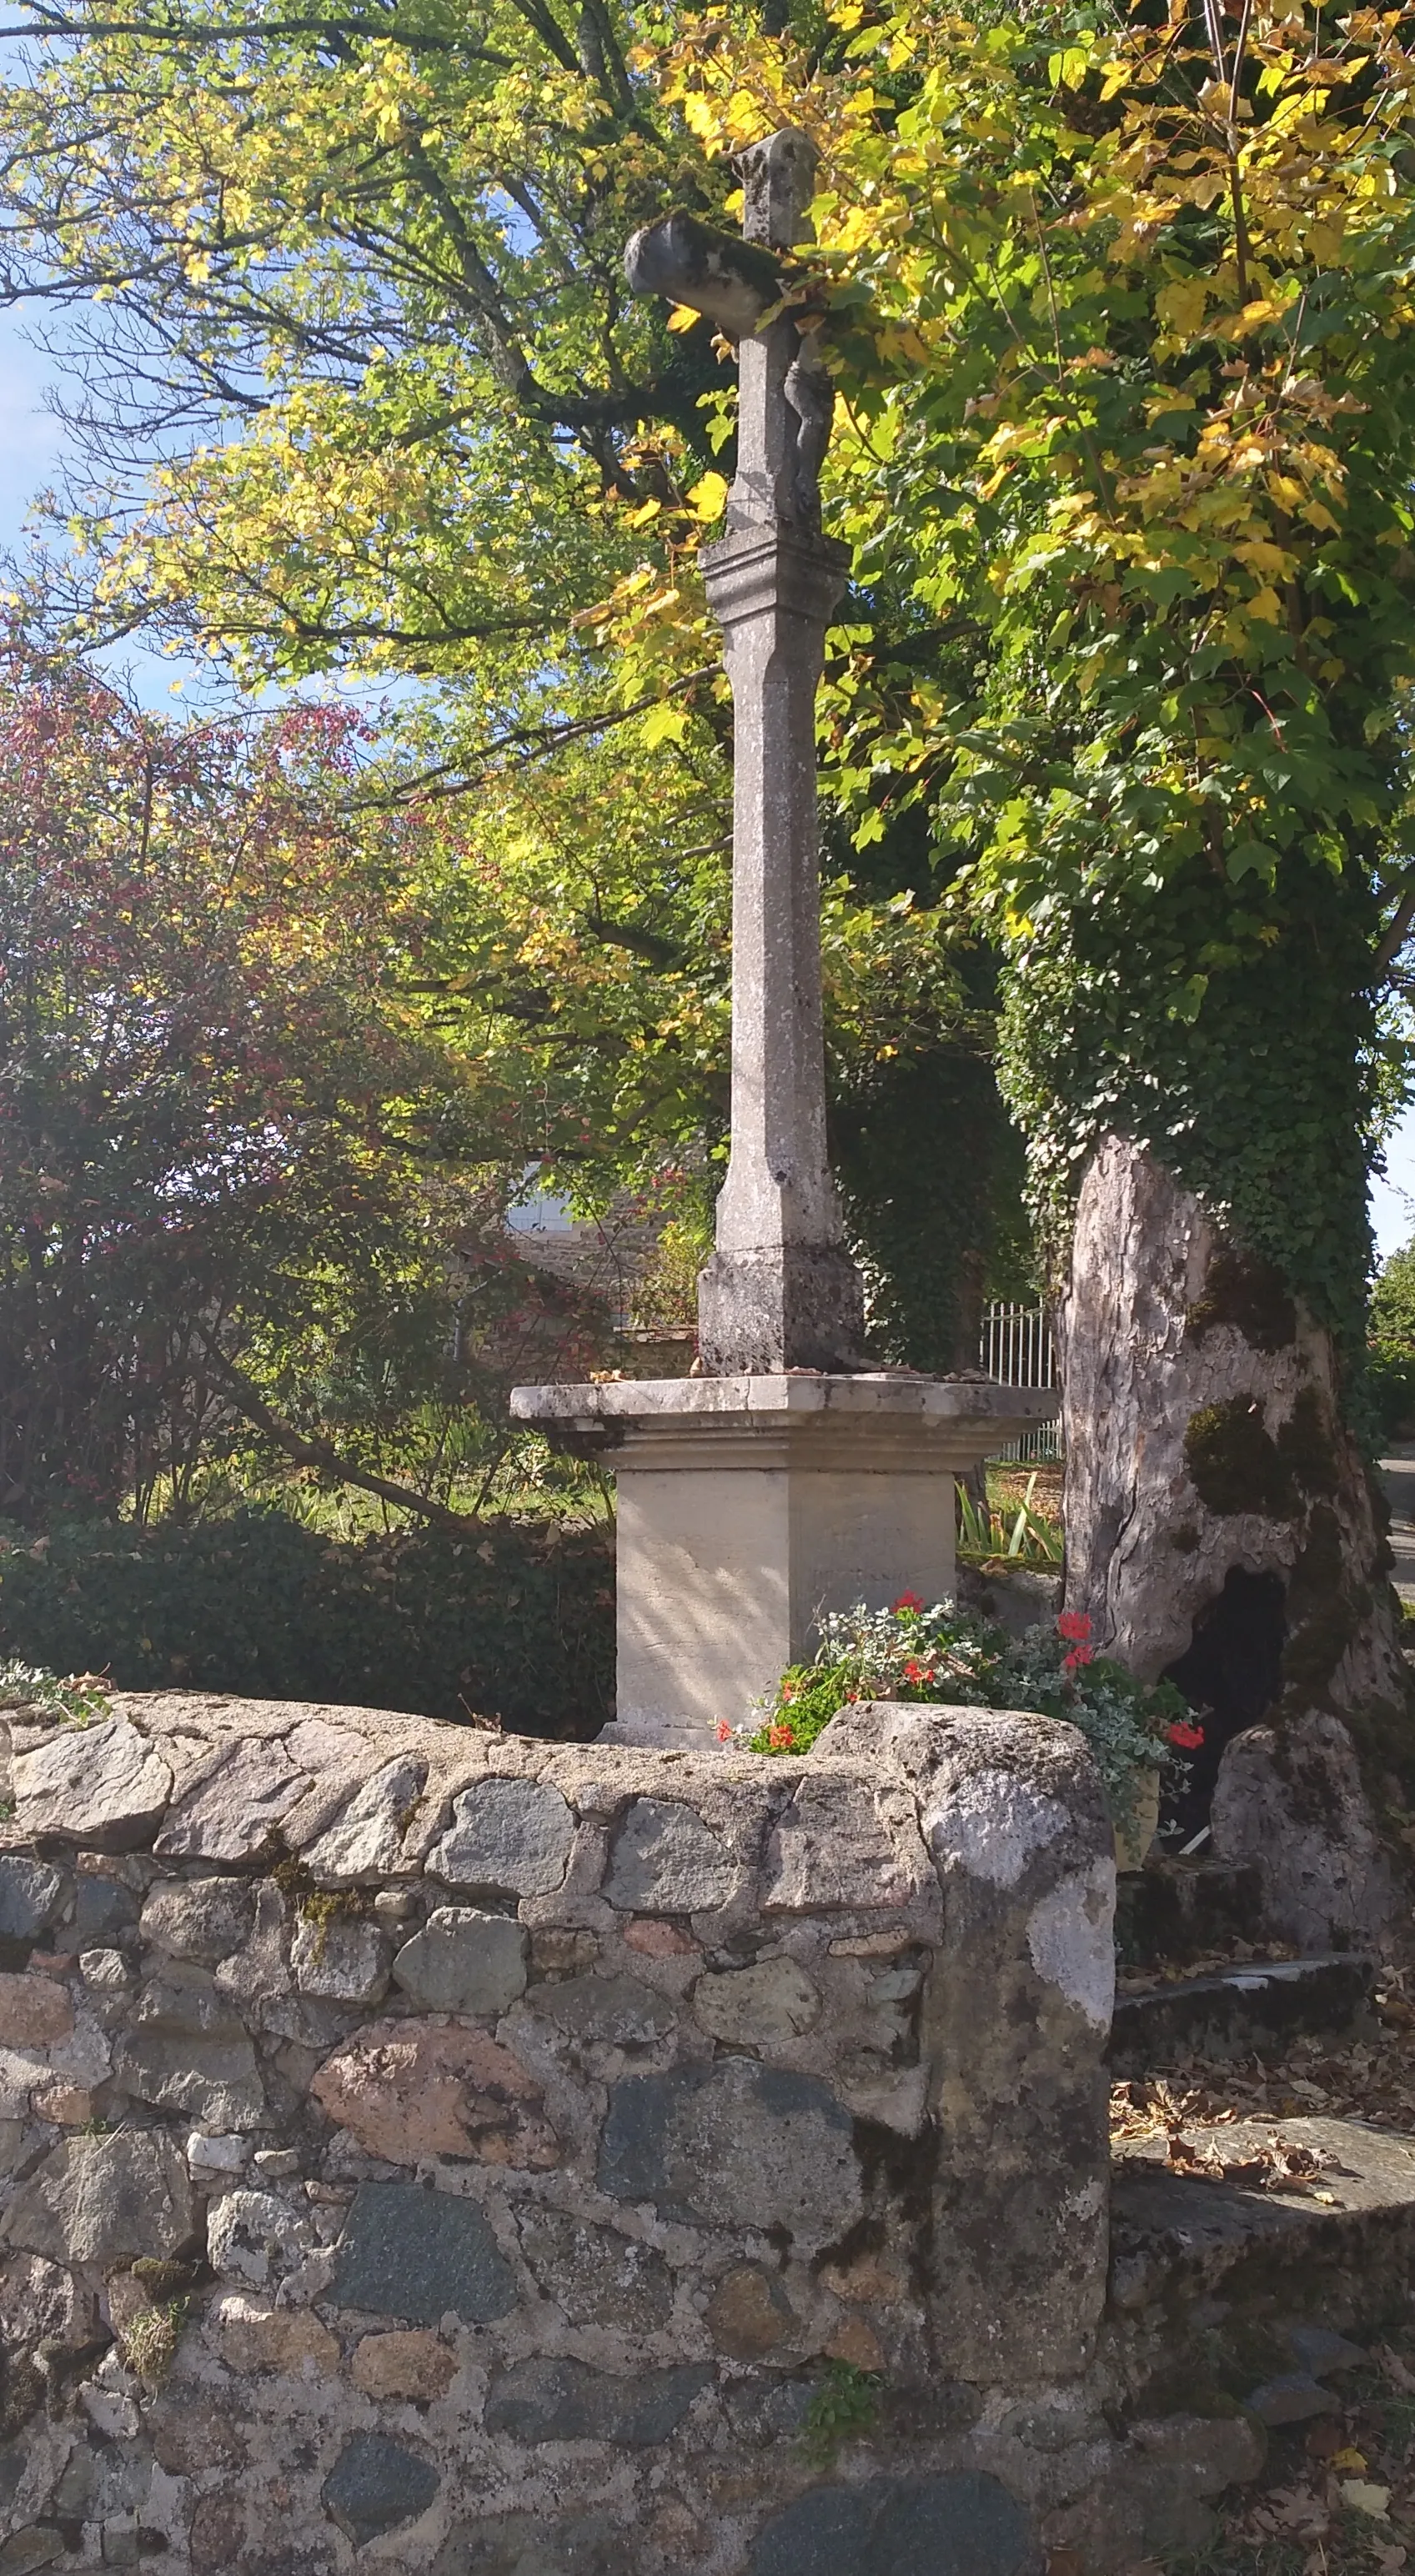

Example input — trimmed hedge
[0,1511,614,1739]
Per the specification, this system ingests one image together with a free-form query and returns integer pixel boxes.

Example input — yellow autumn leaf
[1331,2448,1368,2473]
[1155,276,1209,337]
[686,470,729,522]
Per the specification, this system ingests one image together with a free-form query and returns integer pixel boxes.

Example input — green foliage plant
[1368,1240,1415,1441]
[798,2361,884,2471]
[0,1511,613,1736]
[742,1596,1192,1831]
[956,1475,1063,1566]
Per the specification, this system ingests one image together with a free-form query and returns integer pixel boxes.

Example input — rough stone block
[747,2473,1033,2576]
[301,1757,429,1880]
[429,2513,619,2576]
[322,2433,439,2545]
[392,1908,529,2017]
[351,2328,458,2401]
[312,2018,559,2166]
[0,2533,63,2573]
[290,1912,390,2004]
[529,1972,677,2046]
[761,1772,930,1912]
[1,2132,195,2264]
[332,2180,518,2325]
[73,1872,138,1947]
[0,1973,73,2047]
[693,1957,820,2044]
[483,2355,711,2447]
[515,2208,673,2329]
[114,1964,264,2129]
[13,1720,171,1852]
[209,2295,339,2376]
[138,1877,254,1962]
[705,2263,794,2357]
[605,1797,740,1914]
[426,1777,575,1897]
[600,2057,861,2240]
[0,1858,64,1944]
[154,1737,312,1865]
[207,2189,314,2288]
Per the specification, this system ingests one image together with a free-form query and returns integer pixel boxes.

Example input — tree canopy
[4,0,1410,1409]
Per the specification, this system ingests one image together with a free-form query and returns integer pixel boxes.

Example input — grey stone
[530,1972,676,2046]
[153,1737,312,1865]
[1287,2323,1367,2378]
[432,2512,620,2576]
[73,1874,138,1947]
[693,1957,820,2044]
[206,2189,313,2288]
[392,1909,528,2017]
[0,2534,63,2574]
[763,1772,929,1912]
[290,1912,390,2004]
[748,2473,1033,2576]
[1212,1710,1396,1950]
[114,1964,264,2129]
[301,1756,428,1879]
[484,2355,710,2447]
[600,2057,860,2240]
[1,2132,195,2264]
[605,1799,739,1914]
[322,2434,439,2546]
[0,1858,64,1943]
[13,1720,171,1852]
[516,2209,673,2329]
[427,1778,575,1897]
[1245,2373,1339,2426]
[138,1877,254,1962]
[333,2181,518,2326]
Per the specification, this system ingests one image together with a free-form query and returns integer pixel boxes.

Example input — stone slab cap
[512,1371,1060,1431]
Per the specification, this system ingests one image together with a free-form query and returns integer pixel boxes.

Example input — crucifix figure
[626,130,867,1373]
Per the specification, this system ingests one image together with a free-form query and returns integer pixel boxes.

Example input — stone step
[1109,1953,1377,2074]
[1106,2115,1415,2420]
[1115,1854,1267,1971]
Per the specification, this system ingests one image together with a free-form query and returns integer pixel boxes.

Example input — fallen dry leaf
[1342,2479,1392,2519]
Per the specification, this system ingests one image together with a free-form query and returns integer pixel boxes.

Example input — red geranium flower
[892,1591,926,1614]
[1167,1719,1205,1749]
[903,1657,936,1686]
[768,1720,796,1751]
[1063,1646,1094,1672]
[1057,1611,1091,1642]
[715,1719,732,1742]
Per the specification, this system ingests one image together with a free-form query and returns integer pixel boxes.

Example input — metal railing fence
[978,1301,1064,1464]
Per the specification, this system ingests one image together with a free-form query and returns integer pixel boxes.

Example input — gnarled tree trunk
[1060,1133,1407,1947]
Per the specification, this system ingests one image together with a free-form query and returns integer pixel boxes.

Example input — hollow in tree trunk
[1060,1134,1408,1948]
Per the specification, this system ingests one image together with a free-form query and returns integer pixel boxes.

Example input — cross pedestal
[510,1373,1058,1747]
[513,129,1060,1746]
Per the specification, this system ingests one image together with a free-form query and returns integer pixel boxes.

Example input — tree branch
[197,1342,484,1533]
[1376,876,1415,978]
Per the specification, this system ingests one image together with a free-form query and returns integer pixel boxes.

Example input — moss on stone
[1183,1398,1296,1519]
[1185,1249,1297,1356]
[1275,1386,1340,1501]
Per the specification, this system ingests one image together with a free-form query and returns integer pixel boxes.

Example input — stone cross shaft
[695,130,866,1375]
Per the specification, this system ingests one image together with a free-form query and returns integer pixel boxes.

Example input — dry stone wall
[0,1689,1251,2575]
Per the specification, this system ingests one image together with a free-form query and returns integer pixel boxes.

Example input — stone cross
[626,132,866,1373]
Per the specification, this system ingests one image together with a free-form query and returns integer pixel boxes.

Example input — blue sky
[5,300,1415,1256]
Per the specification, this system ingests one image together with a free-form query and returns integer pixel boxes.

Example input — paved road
[1381,1444,1415,1598]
